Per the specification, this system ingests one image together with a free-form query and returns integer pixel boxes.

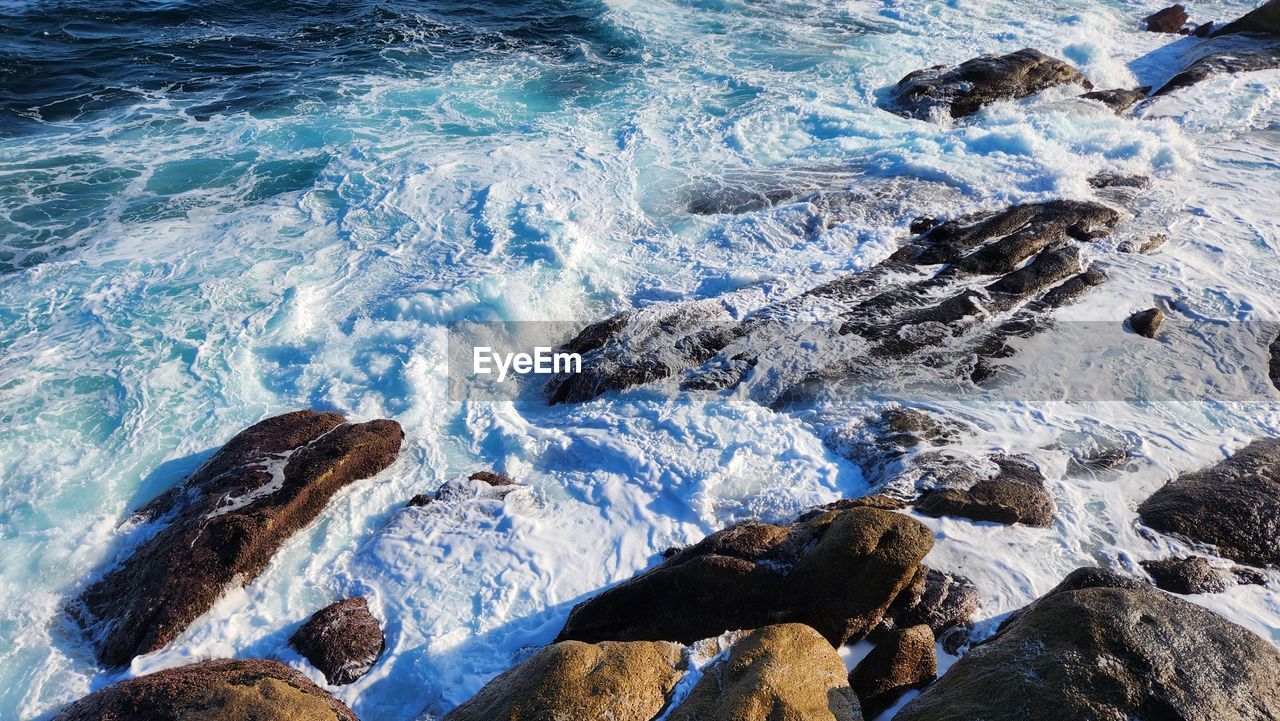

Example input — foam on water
[1,0,1278,718]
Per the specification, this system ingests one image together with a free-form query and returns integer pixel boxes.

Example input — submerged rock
[1144,4,1189,33]
[556,507,932,647]
[887,49,1092,120]
[1126,307,1164,338]
[914,457,1054,526]
[1140,556,1227,594]
[1139,438,1280,567]
[53,659,358,721]
[849,624,937,719]
[289,597,385,685]
[70,410,404,667]
[1213,0,1280,37]
[895,567,1280,720]
[1080,86,1151,112]
[1118,233,1167,254]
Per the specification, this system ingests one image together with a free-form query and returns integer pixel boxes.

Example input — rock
[910,215,941,234]
[914,457,1054,527]
[894,567,1280,721]
[850,625,937,719]
[406,494,433,507]
[1194,21,1216,36]
[1140,556,1227,594]
[1080,87,1151,113]
[53,658,358,721]
[1118,233,1167,254]
[795,494,910,522]
[1154,44,1280,95]
[1269,331,1280,391]
[1127,307,1163,338]
[1144,4,1189,32]
[469,470,516,486]
[1086,172,1150,190]
[1234,566,1269,585]
[70,411,404,667]
[443,639,684,721]
[1213,0,1280,36]
[670,624,863,721]
[1139,438,1280,567]
[289,597,385,685]
[887,49,1092,120]
[556,507,933,647]
[874,568,980,639]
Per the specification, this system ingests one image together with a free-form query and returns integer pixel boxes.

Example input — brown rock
[1144,4,1188,32]
[1140,556,1227,594]
[1118,234,1167,254]
[1213,0,1280,36]
[875,567,980,639]
[289,597,385,685]
[888,49,1092,120]
[1127,307,1163,338]
[1080,87,1150,113]
[850,625,937,718]
[914,458,1053,527]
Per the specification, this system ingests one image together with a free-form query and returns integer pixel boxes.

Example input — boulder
[1154,44,1280,95]
[1140,556,1227,594]
[1118,233,1167,254]
[1144,4,1189,32]
[887,49,1092,120]
[442,639,683,721]
[53,658,358,721]
[556,507,933,647]
[894,567,1280,720]
[289,597,385,685]
[849,625,937,719]
[1139,438,1280,567]
[1080,87,1150,113]
[1127,307,1163,338]
[70,410,403,667]
[670,624,862,721]
[1213,0,1280,36]
[874,567,980,639]
[914,457,1054,527]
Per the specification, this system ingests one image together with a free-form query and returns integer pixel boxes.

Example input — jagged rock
[896,567,1280,720]
[1194,21,1216,36]
[1140,556,1227,594]
[442,639,684,721]
[1234,567,1268,585]
[874,568,980,639]
[1269,331,1280,391]
[469,470,516,486]
[1213,0,1280,36]
[915,457,1054,526]
[1118,233,1167,254]
[289,597,385,685]
[53,659,358,721]
[1155,44,1280,95]
[70,410,404,667]
[1139,438,1280,567]
[556,507,933,647]
[887,49,1092,120]
[670,624,863,721]
[1087,172,1150,190]
[1144,5,1189,32]
[406,494,433,507]
[850,625,937,719]
[1127,307,1163,338]
[1080,87,1150,113]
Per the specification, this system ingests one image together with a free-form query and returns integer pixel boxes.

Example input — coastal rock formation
[914,456,1054,526]
[71,410,404,667]
[1139,438,1280,567]
[289,597,385,685]
[894,567,1280,720]
[556,507,932,647]
[53,659,358,721]
[1154,44,1280,95]
[670,624,862,721]
[1080,87,1151,113]
[1144,5,1189,33]
[874,567,980,640]
[849,624,937,718]
[887,49,1092,120]
[1127,307,1164,337]
[1140,556,1227,594]
[1213,0,1280,36]
[442,639,684,721]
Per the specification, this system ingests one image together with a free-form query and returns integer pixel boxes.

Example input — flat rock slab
[887,49,1091,120]
[290,596,386,685]
[72,410,403,667]
[1155,43,1280,95]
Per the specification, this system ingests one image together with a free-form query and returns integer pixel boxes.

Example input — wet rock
[1140,556,1227,594]
[1139,438,1280,567]
[795,494,909,522]
[289,597,385,685]
[1126,307,1163,338]
[887,49,1092,120]
[1234,566,1268,585]
[556,507,933,647]
[1087,172,1150,190]
[1144,4,1189,33]
[894,567,1280,720]
[910,215,941,234]
[1269,331,1280,390]
[1080,87,1150,113]
[406,494,433,507]
[469,470,516,486]
[670,624,863,721]
[1194,21,1216,36]
[914,457,1054,526]
[442,639,684,721]
[850,624,937,719]
[1118,233,1167,254]
[53,658,358,721]
[70,410,404,667]
[1154,44,1280,95]
[875,567,981,639]
[1213,0,1280,36]
[1066,446,1130,475]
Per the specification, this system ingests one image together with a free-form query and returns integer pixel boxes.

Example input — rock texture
[1127,307,1164,338]
[887,49,1092,120]
[1080,87,1151,112]
[874,567,980,640]
[670,624,862,721]
[1213,0,1280,36]
[1155,44,1280,95]
[895,567,1280,721]
[71,410,404,667]
[557,507,933,647]
[1144,5,1189,33]
[914,456,1054,526]
[849,624,937,719]
[442,639,683,721]
[1140,556,1227,594]
[1139,438,1280,567]
[289,597,386,685]
[53,659,358,721]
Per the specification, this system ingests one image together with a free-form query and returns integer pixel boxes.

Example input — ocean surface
[1,0,1279,718]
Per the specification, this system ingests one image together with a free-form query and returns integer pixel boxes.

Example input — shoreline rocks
[1126,307,1164,338]
[887,49,1092,120]
[1140,556,1227,594]
[1144,5,1189,33]
[850,624,937,718]
[1213,0,1280,37]
[914,456,1054,527]
[289,596,386,685]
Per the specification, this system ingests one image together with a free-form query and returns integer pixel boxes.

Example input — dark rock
[70,410,404,667]
[443,639,684,721]
[910,215,941,234]
[915,457,1054,526]
[887,49,1092,120]
[1144,4,1189,32]
[795,494,910,522]
[469,470,516,486]
[1118,233,1167,254]
[875,567,980,639]
[289,597,385,685]
[1066,447,1130,475]
[406,494,433,507]
[1155,44,1280,95]
[1080,87,1151,112]
[53,658,358,721]
[556,507,933,647]
[1194,21,1216,36]
[850,624,937,719]
[1139,438,1280,567]
[1087,172,1150,189]
[1141,556,1227,594]
[670,624,863,721]
[1126,307,1163,338]
[894,567,1280,721]
[1213,0,1280,36]
[1270,331,1280,391]
[1234,567,1269,585]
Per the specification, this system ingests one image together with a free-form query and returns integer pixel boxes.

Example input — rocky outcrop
[556,507,933,647]
[1213,0,1280,37]
[442,639,684,721]
[1144,5,1189,33]
[886,49,1092,120]
[849,624,936,718]
[1080,87,1151,112]
[1140,556,1227,594]
[914,456,1054,526]
[1139,438,1280,567]
[289,597,385,685]
[1127,307,1163,338]
[53,659,358,721]
[895,567,1280,720]
[1118,233,1167,254]
[1154,43,1280,95]
[670,624,862,721]
[410,471,523,506]
[71,410,404,667]
[874,567,980,642]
